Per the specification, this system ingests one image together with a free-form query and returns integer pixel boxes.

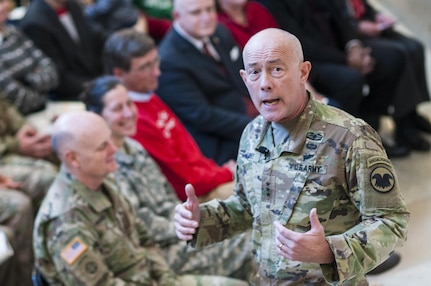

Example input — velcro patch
[61,237,88,265]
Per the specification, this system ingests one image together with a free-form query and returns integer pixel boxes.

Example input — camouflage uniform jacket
[114,138,252,278]
[0,98,26,158]
[33,166,178,285]
[114,138,181,248]
[191,97,409,285]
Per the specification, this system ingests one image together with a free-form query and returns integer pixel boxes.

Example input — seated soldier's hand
[17,124,53,159]
[0,173,22,189]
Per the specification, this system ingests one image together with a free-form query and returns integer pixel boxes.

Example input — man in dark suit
[20,0,105,101]
[156,0,252,165]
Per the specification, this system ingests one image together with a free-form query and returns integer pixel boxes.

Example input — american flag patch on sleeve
[61,237,88,265]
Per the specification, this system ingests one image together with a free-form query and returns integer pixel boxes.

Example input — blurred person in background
[0,0,58,115]
[20,0,105,101]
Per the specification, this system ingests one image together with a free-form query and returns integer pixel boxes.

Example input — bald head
[243,28,304,66]
[52,111,109,160]
[239,28,311,123]
[52,111,117,189]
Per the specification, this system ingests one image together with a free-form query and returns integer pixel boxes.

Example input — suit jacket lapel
[38,0,77,49]
[210,28,248,95]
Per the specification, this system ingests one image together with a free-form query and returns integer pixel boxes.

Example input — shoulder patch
[370,166,395,193]
[61,237,88,265]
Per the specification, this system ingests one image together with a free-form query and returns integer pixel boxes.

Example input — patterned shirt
[0,25,58,115]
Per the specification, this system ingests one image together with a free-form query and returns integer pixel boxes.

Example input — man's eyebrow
[246,62,258,68]
[246,58,283,67]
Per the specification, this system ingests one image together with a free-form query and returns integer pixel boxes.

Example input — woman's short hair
[80,75,123,115]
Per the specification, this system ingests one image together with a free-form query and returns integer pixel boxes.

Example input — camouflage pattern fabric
[0,188,34,286]
[0,155,57,209]
[0,99,54,284]
[114,138,252,280]
[0,98,57,209]
[0,98,26,157]
[34,166,248,285]
[190,97,409,285]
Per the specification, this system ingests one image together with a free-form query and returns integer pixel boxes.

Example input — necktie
[202,41,217,61]
[202,40,226,75]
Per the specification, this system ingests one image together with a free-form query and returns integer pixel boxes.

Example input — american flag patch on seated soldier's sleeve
[61,237,88,265]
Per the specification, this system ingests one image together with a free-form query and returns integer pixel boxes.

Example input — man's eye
[112,106,122,112]
[271,67,284,76]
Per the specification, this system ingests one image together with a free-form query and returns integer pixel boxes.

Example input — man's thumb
[185,184,198,209]
[309,208,322,230]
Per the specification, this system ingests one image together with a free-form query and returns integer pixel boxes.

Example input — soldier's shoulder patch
[370,166,395,193]
[61,237,88,265]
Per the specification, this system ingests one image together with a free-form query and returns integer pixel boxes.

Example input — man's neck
[128,90,152,102]
[70,171,104,191]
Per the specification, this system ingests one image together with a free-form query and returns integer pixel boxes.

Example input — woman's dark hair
[80,76,123,115]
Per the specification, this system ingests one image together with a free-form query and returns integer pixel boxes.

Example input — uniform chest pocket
[288,180,339,229]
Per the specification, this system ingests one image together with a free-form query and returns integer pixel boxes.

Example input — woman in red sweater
[216,0,279,49]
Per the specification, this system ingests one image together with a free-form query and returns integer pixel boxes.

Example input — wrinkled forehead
[243,42,290,67]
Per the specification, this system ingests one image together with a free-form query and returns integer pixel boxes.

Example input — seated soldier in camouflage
[33,111,248,285]
[0,97,57,210]
[81,75,253,280]
[0,173,34,286]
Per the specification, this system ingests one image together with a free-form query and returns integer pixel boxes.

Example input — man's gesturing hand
[274,208,334,264]
[174,184,201,241]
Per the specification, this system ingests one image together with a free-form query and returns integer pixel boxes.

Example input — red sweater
[217,1,279,49]
[131,94,233,201]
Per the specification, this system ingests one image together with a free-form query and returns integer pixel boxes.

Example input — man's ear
[112,67,125,78]
[172,10,179,22]
[300,61,312,84]
[64,150,79,169]
[239,69,247,84]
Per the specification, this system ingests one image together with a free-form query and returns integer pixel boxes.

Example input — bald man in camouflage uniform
[174,28,410,285]
[33,111,247,285]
